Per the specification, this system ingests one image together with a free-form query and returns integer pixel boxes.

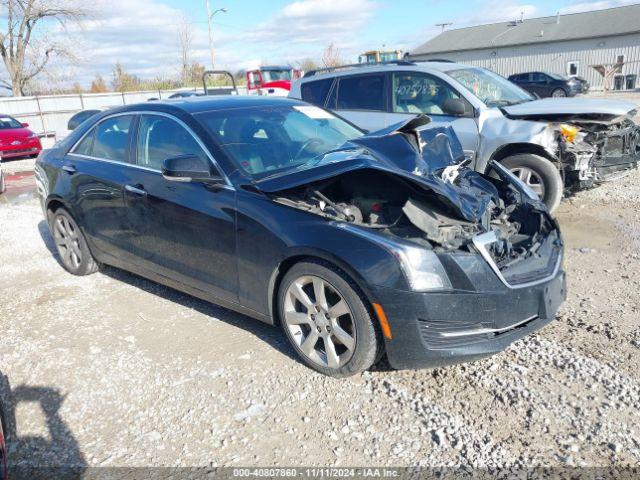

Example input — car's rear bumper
[373,268,567,370]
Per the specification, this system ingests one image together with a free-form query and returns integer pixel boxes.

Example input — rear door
[385,71,479,159]
[328,73,388,132]
[66,114,139,261]
[125,113,238,303]
[530,72,549,97]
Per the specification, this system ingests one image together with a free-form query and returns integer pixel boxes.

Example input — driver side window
[392,73,462,115]
[136,115,210,171]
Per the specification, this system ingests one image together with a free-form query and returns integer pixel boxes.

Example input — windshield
[379,52,398,62]
[447,67,534,107]
[0,116,24,129]
[263,70,292,82]
[197,104,364,180]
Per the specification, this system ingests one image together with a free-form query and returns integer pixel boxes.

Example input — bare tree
[177,14,193,87]
[321,43,344,68]
[89,73,107,93]
[296,57,319,74]
[0,0,87,96]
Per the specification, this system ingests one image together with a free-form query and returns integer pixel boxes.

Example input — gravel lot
[1,166,640,472]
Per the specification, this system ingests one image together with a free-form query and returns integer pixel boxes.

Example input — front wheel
[501,154,563,213]
[279,261,381,377]
[551,88,567,98]
[49,208,99,276]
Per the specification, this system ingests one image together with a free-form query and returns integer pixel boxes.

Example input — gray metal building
[408,5,640,91]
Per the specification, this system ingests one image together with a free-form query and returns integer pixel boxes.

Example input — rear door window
[335,74,385,111]
[136,114,210,171]
[72,115,134,162]
[531,72,547,83]
[300,78,333,106]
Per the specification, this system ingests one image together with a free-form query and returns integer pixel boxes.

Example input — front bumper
[0,140,42,159]
[0,147,41,159]
[373,262,567,370]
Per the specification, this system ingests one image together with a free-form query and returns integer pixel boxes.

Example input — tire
[278,260,381,377]
[501,154,563,213]
[48,208,99,276]
[551,88,567,98]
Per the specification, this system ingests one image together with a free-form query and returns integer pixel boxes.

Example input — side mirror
[442,98,467,117]
[67,118,80,131]
[21,122,29,127]
[162,155,223,184]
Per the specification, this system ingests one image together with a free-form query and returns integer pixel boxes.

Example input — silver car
[290,61,640,211]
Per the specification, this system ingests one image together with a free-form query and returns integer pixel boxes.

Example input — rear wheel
[279,261,380,377]
[49,208,99,276]
[551,88,567,98]
[501,154,563,213]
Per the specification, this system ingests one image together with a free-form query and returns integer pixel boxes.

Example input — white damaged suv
[290,61,640,212]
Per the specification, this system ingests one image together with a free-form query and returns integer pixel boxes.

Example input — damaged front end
[503,103,640,189]
[259,116,563,290]
[557,116,640,188]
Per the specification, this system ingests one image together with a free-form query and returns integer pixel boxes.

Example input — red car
[0,115,42,160]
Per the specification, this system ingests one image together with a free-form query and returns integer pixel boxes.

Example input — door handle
[62,165,77,174]
[125,184,147,197]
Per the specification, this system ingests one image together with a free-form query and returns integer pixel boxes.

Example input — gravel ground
[1,169,640,472]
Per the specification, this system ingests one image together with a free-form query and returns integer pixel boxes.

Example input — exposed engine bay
[271,166,559,277]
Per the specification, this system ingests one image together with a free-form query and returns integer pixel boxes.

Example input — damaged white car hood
[502,98,638,118]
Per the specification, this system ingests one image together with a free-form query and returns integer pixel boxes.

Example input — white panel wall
[0,86,248,138]
[410,33,640,90]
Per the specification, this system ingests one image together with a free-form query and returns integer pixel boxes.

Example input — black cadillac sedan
[35,96,566,377]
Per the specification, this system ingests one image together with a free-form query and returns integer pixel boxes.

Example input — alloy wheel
[53,215,83,270]
[552,89,566,97]
[283,275,356,369]
[511,166,545,198]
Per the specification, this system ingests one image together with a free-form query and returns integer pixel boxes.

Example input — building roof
[411,4,640,56]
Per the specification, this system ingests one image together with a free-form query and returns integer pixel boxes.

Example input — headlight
[559,124,580,143]
[394,246,452,291]
[335,223,452,292]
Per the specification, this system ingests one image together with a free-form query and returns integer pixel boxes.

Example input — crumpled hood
[255,116,502,223]
[502,98,638,121]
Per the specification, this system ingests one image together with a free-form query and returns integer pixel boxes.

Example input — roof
[119,95,306,115]
[297,61,468,82]
[411,4,640,55]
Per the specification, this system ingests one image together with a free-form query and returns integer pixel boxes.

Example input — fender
[266,246,384,325]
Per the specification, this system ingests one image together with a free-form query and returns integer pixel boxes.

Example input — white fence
[0,87,248,142]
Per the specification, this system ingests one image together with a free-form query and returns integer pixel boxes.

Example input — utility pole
[206,1,227,69]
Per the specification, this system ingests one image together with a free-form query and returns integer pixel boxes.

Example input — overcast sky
[7,0,640,87]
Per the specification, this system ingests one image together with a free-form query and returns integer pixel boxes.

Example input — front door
[384,72,479,160]
[125,113,238,303]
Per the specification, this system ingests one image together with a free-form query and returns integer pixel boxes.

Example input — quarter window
[392,73,463,115]
[73,115,134,162]
[136,115,209,171]
[335,74,385,111]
